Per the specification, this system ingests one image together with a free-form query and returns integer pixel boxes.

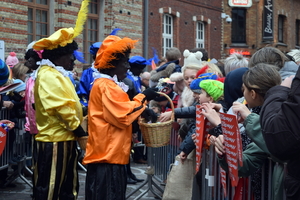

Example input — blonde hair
[200,62,223,77]
[12,63,29,80]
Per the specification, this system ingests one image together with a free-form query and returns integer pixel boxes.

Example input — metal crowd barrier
[126,129,180,200]
[198,147,287,200]
[126,126,287,200]
[0,107,33,188]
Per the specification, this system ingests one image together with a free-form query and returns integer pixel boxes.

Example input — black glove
[142,88,160,101]
[141,107,158,123]
[73,125,88,137]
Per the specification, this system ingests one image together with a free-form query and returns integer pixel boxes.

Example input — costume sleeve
[218,142,268,177]
[260,68,300,160]
[38,72,81,131]
[77,70,92,107]
[102,83,146,129]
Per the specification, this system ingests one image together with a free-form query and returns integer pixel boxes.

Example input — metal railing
[0,108,33,188]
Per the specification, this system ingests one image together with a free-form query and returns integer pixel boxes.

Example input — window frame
[296,20,300,47]
[278,15,284,43]
[196,21,205,48]
[231,8,246,44]
[27,0,49,44]
[83,0,99,64]
[162,14,173,57]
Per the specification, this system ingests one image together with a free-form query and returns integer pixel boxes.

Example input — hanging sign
[228,0,252,7]
[263,0,273,40]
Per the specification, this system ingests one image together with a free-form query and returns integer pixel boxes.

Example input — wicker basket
[139,92,175,148]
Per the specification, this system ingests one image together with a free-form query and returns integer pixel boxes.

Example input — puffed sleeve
[102,82,146,129]
[38,70,82,131]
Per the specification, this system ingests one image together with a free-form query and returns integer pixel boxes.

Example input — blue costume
[127,55,152,93]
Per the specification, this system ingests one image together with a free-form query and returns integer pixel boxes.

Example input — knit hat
[200,79,224,101]
[13,79,26,93]
[94,35,137,69]
[0,59,10,86]
[33,0,90,51]
[6,52,19,67]
[190,72,218,93]
[182,49,203,72]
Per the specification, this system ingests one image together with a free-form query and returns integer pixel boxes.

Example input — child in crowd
[6,52,19,68]
[179,78,224,163]
[150,47,182,87]
[202,64,284,200]
[12,63,29,82]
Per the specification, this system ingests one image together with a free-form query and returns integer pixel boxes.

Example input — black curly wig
[42,40,78,62]
[24,49,41,61]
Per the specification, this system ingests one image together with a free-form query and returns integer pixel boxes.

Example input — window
[231,9,246,43]
[27,0,49,44]
[278,15,285,43]
[296,20,300,46]
[196,21,205,48]
[83,0,99,63]
[162,14,173,57]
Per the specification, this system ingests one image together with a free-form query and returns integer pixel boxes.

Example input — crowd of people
[0,2,300,200]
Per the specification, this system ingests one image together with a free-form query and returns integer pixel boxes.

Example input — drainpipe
[143,0,149,59]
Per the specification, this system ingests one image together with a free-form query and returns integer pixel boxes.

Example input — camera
[226,17,232,23]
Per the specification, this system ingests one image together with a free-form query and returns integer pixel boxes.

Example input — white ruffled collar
[93,71,129,92]
[32,59,72,80]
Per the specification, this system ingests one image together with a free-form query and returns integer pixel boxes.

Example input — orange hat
[94,35,137,69]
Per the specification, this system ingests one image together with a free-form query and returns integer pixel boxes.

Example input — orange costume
[83,77,147,165]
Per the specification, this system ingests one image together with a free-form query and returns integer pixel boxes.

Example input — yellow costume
[34,64,82,142]
[83,77,146,165]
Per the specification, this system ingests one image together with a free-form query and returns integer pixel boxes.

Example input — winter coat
[149,60,181,87]
[260,66,300,199]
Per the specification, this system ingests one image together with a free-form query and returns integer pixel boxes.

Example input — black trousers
[33,141,79,200]
[85,163,127,200]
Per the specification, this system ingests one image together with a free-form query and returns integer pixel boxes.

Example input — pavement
[0,160,165,200]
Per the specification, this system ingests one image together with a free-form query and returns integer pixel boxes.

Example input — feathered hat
[33,0,90,51]
[94,35,137,69]
[89,28,122,56]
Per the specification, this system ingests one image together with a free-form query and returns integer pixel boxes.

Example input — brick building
[0,0,144,67]
[0,0,224,70]
[146,0,223,64]
[222,0,300,59]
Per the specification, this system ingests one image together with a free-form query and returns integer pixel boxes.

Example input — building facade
[146,0,223,64]
[222,0,300,58]
[0,0,224,69]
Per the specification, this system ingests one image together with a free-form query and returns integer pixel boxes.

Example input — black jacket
[260,67,300,182]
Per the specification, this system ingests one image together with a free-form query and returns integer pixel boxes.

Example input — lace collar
[93,71,129,92]
[32,59,72,80]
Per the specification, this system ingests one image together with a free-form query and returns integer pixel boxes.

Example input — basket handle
[138,91,175,123]
[156,91,175,121]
